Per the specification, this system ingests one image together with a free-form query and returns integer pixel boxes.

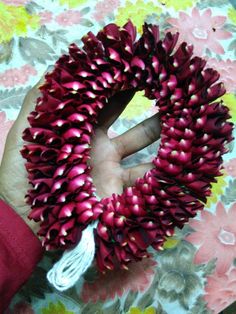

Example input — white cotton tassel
[47,221,97,291]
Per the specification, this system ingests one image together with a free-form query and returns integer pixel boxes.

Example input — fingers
[122,162,153,187]
[97,89,135,130]
[112,113,161,158]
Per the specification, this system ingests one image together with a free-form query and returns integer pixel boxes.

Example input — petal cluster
[21,21,233,271]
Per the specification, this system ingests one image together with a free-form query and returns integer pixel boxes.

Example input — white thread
[47,221,98,291]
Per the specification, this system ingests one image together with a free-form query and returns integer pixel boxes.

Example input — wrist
[19,211,40,236]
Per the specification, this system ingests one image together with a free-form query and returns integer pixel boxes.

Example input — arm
[0,74,161,310]
[0,199,43,312]
[0,80,44,312]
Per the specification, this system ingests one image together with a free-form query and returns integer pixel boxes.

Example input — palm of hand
[0,83,160,234]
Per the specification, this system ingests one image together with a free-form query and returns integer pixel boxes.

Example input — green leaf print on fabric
[0,87,31,110]
[127,304,167,314]
[137,288,155,310]
[79,18,94,27]
[202,259,217,277]
[19,37,55,64]
[41,301,75,314]
[229,39,236,57]
[197,0,228,9]
[0,39,14,64]
[123,292,139,313]
[221,179,236,204]
[154,241,202,310]
[59,0,88,8]
[190,296,212,314]
[18,266,52,302]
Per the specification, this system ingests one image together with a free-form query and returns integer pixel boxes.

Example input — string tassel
[47,222,97,291]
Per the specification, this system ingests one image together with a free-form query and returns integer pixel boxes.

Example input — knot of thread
[47,221,98,291]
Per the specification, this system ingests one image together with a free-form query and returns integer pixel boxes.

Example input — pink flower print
[0,70,13,88]
[224,158,236,177]
[0,69,26,88]
[167,8,232,56]
[186,202,236,274]
[0,65,37,88]
[1,0,28,5]
[206,58,236,93]
[204,268,236,314]
[0,112,14,163]
[38,11,53,25]
[55,10,82,27]
[22,64,37,76]
[13,70,28,85]
[81,257,156,302]
[93,0,120,22]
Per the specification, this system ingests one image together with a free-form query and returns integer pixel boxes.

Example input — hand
[0,80,43,234]
[0,77,161,235]
[90,90,161,198]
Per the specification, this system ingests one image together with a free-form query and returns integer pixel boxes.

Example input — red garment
[0,199,44,313]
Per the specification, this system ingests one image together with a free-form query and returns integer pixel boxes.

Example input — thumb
[16,67,53,125]
[11,67,53,139]
[6,67,53,147]
[17,77,44,120]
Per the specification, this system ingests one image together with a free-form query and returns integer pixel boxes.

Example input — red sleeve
[0,199,44,312]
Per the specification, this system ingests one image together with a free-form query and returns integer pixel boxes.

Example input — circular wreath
[22,21,233,272]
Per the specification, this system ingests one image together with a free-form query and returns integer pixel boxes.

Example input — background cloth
[0,0,236,313]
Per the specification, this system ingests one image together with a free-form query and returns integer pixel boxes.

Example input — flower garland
[21,21,233,274]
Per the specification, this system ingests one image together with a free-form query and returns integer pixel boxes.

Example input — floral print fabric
[1,0,236,313]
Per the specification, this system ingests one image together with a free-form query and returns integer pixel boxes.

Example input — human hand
[90,90,161,198]
[0,75,161,235]
[0,79,43,234]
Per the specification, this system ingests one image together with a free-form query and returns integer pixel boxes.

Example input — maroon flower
[22,21,233,272]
